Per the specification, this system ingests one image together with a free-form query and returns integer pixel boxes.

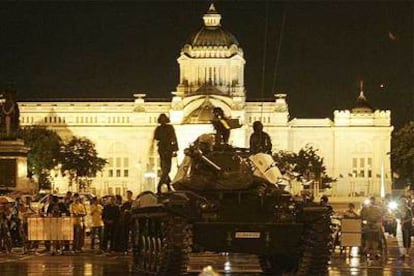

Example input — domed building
[17,4,392,198]
[177,4,245,98]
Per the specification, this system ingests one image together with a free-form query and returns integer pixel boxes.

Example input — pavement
[1,205,414,276]
[1,231,414,275]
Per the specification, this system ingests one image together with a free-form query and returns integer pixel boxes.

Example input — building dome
[182,4,242,58]
[176,3,245,98]
[187,27,239,48]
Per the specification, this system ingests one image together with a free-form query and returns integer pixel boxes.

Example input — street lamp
[348,172,356,197]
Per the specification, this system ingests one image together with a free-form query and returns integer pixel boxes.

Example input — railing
[27,217,74,241]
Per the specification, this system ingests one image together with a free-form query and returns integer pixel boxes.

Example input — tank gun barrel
[184,145,222,172]
[198,149,222,171]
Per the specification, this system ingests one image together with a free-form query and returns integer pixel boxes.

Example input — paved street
[1,233,414,276]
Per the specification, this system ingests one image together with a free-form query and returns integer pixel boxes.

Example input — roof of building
[351,91,374,113]
[186,4,239,48]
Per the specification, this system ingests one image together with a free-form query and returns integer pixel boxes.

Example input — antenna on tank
[271,3,287,94]
[259,1,269,120]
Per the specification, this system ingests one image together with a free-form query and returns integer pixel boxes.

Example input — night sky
[0,1,412,128]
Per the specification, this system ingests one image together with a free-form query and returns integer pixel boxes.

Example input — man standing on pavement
[70,193,86,253]
[89,197,103,252]
[343,203,359,218]
[62,192,73,251]
[101,196,120,253]
[47,195,67,254]
[119,190,133,253]
[361,197,383,259]
[40,195,53,252]
[397,196,413,258]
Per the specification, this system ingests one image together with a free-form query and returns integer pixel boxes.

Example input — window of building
[367,158,372,178]
[351,142,373,179]
[105,143,130,179]
[352,157,372,178]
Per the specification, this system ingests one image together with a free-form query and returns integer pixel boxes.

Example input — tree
[390,121,414,188]
[273,145,336,191]
[60,136,107,192]
[20,126,63,190]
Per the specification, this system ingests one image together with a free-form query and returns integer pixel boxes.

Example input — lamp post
[307,161,316,199]
[0,94,4,135]
[348,172,355,197]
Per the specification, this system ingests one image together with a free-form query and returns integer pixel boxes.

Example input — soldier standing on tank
[153,113,179,194]
[211,107,231,145]
[249,121,272,154]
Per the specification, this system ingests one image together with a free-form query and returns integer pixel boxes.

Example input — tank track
[132,213,191,275]
[296,206,333,276]
[259,207,332,275]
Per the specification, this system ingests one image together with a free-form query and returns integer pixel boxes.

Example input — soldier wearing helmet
[153,113,179,194]
[211,107,231,145]
[249,121,272,154]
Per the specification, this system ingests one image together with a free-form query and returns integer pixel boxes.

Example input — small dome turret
[351,81,373,113]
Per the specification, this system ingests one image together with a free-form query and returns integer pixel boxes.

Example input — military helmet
[253,121,263,132]
[212,107,224,118]
[157,113,170,124]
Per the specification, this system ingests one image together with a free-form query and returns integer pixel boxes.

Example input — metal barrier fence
[28,217,74,241]
[341,218,362,247]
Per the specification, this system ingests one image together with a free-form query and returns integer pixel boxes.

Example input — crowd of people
[331,195,414,259]
[0,191,135,255]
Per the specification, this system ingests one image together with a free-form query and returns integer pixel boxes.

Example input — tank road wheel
[157,216,191,276]
[132,217,163,275]
[153,237,163,272]
[259,255,284,275]
[132,231,146,271]
[296,207,333,276]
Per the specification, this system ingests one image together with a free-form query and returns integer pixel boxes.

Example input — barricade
[341,218,362,247]
[28,217,74,241]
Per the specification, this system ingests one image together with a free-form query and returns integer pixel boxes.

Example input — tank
[131,136,333,275]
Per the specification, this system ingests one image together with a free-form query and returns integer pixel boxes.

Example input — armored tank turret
[131,135,332,275]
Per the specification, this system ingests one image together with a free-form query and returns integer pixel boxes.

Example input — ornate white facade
[18,4,392,198]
